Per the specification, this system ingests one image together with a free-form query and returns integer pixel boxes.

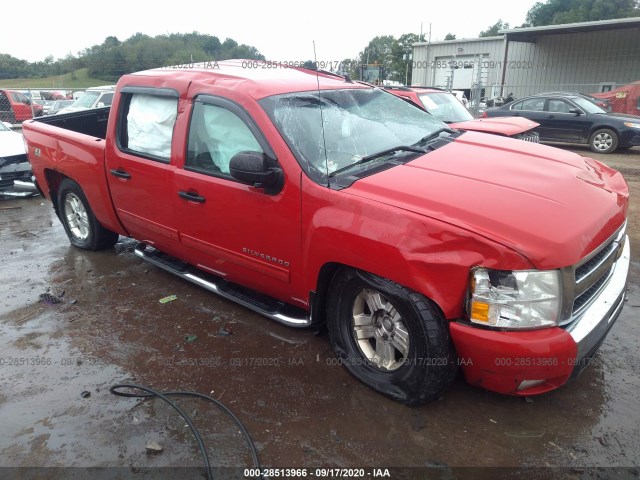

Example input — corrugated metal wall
[504,27,640,95]
[412,26,640,98]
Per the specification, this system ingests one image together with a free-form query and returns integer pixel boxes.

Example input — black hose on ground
[110,383,263,480]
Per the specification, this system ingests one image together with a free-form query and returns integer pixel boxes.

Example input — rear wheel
[589,128,618,154]
[327,268,457,405]
[58,178,119,250]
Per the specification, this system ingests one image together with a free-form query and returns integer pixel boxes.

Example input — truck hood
[346,131,628,269]
[448,116,539,136]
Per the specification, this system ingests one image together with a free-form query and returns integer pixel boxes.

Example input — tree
[526,0,640,26]
[479,20,510,37]
[444,33,457,40]
[360,35,396,66]
[357,33,425,84]
[390,33,425,84]
[338,58,360,79]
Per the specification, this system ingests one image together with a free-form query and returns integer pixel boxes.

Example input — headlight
[624,122,640,129]
[468,268,561,329]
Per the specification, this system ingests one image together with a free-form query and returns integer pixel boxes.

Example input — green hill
[0,69,113,89]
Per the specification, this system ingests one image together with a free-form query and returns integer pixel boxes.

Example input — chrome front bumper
[567,236,630,373]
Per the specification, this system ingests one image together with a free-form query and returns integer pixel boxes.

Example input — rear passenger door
[173,94,303,304]
[105,87,182,255]
[509,98,549,139]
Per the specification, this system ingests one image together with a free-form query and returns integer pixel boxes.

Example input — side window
[518,98,545,111]
[186,102,263,177]
[548,99,571,113]
[101,93,114,106]
[510,101,523,111]
[119,93,178,161]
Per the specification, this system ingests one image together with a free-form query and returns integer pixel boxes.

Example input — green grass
[0,69,112,89]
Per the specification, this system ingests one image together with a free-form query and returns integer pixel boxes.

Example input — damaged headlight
[468,268,561,329]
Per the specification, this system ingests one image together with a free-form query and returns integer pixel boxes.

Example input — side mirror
[229,151,282,193]
[568,108,582,115]
[96,102,105,108]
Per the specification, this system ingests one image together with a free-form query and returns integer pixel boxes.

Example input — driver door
[174,94,303,304]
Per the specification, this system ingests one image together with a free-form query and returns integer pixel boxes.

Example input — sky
[2,0,537,63]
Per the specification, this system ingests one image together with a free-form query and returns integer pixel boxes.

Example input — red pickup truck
[22,61,630,405]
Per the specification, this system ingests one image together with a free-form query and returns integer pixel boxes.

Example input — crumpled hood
[449,116,539,136]
[346,131,628,269]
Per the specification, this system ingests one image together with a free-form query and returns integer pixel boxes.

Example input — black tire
[327,268,457,405]
[58,178,119,250]
[589,128,618,154]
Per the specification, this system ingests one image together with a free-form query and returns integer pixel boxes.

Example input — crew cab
[385,86,540,142]
[22,61,630,405]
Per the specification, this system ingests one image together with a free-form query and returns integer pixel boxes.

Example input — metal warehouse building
[411,17,640,105]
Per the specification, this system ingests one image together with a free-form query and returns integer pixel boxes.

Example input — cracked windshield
[261,88,446,183]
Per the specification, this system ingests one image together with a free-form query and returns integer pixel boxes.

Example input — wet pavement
[1,147,640,479]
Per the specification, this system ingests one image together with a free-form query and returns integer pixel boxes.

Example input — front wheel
[58,178,119,250]
[327,268,457,405]
[589,128,618,154]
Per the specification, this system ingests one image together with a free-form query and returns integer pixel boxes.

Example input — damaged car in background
[0,122,37,197]
[22,61,630,405]
[384,86,540,143]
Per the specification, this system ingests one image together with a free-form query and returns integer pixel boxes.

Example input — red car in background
[384,86,540,142]
[0,89,44,123]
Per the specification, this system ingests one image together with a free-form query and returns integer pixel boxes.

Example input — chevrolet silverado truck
[22,61,630,405]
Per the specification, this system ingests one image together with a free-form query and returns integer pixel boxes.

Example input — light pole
[403,47,412,86]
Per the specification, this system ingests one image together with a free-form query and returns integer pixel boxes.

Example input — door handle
[178,190,206,203]
[110,168,131,179]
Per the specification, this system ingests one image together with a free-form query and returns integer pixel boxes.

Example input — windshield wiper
[414,127,457,146]
[328,146,426,178]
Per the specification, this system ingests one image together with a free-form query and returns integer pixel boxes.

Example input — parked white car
[57,86,116,114]
[0,122,37,196]
[451,90,469,107]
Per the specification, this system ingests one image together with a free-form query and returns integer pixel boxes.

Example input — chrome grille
[570,223,626,318]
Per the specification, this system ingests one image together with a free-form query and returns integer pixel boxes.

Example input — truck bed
[22,106,125,236]
[32,107,111,139]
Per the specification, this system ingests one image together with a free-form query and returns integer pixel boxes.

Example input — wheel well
[589,126,619,138]
[310,263,343,325]
[44,169,70,217]
[311,262,449,326]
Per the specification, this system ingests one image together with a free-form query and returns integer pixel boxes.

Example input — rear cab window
[116,88,179,162]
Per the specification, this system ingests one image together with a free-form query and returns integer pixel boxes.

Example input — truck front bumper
[450,237,630,396]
